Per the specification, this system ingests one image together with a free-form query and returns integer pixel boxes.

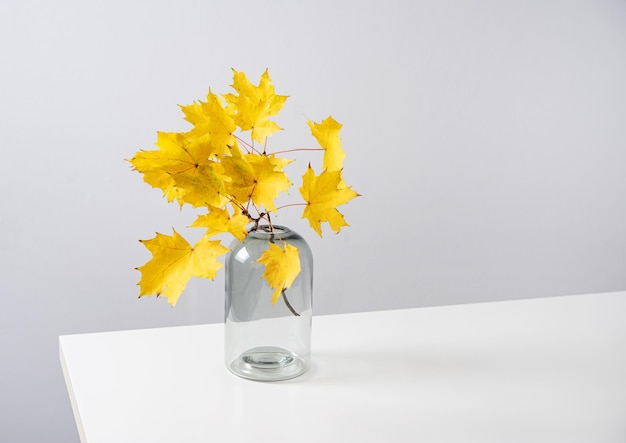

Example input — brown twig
[281,288,300,317]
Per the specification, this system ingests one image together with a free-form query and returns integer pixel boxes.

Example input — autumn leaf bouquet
[129,69,358,308]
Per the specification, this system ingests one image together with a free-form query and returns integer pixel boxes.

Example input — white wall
[1,0,624,441]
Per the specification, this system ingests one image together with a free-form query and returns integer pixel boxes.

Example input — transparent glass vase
[225,225,313,381]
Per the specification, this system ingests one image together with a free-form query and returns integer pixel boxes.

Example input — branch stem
[270,147,323,155]
[281,288,300,316]
[274,203,307,211]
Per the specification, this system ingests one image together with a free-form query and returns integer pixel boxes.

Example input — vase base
[228,346,308,381]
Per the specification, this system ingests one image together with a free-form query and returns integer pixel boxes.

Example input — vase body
[224,225,313,381]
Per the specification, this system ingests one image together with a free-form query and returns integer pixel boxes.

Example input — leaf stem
[281,288,300,317]
[245,185,257,214]
[270,147,323,155]
[234,135,263,155]
[274,202,307,211]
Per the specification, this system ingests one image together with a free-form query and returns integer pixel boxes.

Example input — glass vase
[224,225,313,381]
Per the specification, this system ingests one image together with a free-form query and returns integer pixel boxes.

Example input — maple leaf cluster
[129,69,358,307]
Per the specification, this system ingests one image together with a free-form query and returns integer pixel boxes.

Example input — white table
[60,292,626,443]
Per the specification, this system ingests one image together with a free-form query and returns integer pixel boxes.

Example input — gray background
[1,0,625,441]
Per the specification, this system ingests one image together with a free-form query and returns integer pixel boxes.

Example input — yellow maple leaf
[299,165,359,236]
[308,116,346,172]
[128,132,216,205]
[181,90,236,155]
[136,169,184,204]
[221,145,292,212]
[137,230,229,307]
[223,69,287,143]
[171,162,229,208]
[191,205,250,242]
[257,242,301,304]
[179,100,204,126]
[130,132,214,175]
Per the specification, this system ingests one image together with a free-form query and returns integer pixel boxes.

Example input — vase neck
[248,225,292,239]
